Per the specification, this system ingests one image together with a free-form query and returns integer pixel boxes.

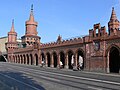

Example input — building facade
[6,6,120,73]
[0,36,8,54]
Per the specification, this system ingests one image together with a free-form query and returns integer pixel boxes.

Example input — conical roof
[26,4,38,25]
[110,7,118,21]
[10,19,15,32]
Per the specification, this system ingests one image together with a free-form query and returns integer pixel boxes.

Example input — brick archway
[20,55,23,64]
[23,55,26,64]
[67,50,74,69]
[52,52,57,68]
[106,45,120,73]
[18,55,20,63]
[26,54,29,65]
[59,51,65,68]
[76,49,85,70]
[30,54,33,65]
[41,53,45,62]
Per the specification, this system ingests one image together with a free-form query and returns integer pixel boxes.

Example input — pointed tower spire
[29,4,34,21]
[31,4,33,12]
[110,7,118,21]
[108,7,120,35]
[8,19,17,43]
[10,19,15,32]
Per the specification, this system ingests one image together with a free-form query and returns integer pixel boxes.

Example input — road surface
[0,62,120,90]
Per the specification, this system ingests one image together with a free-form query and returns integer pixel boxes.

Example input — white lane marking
[20,67,120,86]
[7,67,61,82]
[0,73,40,90]
[40,75,60,82]
[88,86,103,90]
[5,64,120,85]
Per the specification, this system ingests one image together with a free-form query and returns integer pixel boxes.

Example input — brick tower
[108,7,120,36]
[6,20,17,62]
[21,5,40,47]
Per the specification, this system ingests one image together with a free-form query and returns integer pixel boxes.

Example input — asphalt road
[0,62,120,90]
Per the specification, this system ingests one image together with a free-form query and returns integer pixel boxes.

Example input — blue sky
[0,0,119,43]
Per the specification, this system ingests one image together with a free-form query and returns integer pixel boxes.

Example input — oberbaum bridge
[3,6,120,73]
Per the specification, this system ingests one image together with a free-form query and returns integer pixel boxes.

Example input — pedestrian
[79,56,83,70]
[60,61,63,69]
[41,60,44,67]
[71,55,74,67]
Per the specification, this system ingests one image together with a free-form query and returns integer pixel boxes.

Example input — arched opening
[46,53,51,67]
[77,49,84,70]
[27,54,29,65]
[30,54,33,65]
[68,50,74,69]
[53,52,57,68]
[18,55,20,63]
[60,51,65,68]
[23,55,26,64]
[41,53,45,64]
[41,53,45,62]
[109,47,120,73]
[20,55,23,64]
[35,54,38,66]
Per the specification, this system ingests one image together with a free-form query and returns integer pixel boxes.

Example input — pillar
[57,54,60,68]
[19,56,21,64]
[65,54,68,69]
[39,55,42,66]
[107,52,110,73]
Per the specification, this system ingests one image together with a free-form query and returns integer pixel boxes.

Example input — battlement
[40,36,84,48]
[89,23,108,41]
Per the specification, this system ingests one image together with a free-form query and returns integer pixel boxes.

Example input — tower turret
[8,20,17,42]
[108,7,120,35]
[6,20,18,62]
[25,4,38,36]
[21,5,40,47]
[6,20,17,49]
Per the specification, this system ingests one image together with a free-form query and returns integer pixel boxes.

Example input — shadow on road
[0,71,45,90]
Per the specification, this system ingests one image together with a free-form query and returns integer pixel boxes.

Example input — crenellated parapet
[40,36,83,48]
[89,23,108,41]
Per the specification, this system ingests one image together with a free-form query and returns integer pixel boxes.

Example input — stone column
[20,56,21,64]
[38,51,41,66]
[57,54,60,68]
[32,55,35,65]
[28,55,31,65]
[107,52,110,73]
[51,54,54,67]
[39,55,42,66]
[65,54,68,69]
